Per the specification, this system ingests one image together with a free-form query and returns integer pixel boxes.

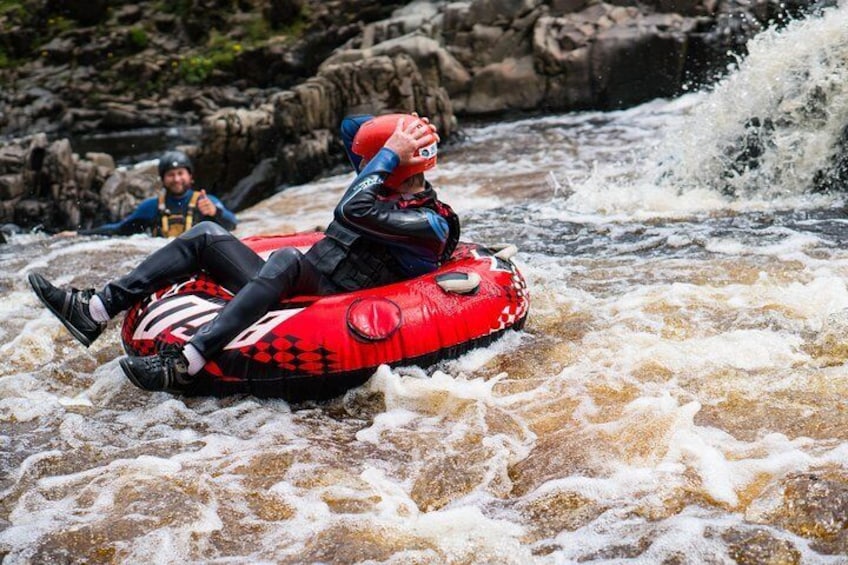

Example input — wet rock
[443,2,543,71]
[748,473,848,556]
[195,53,454,204]
[0,201,16,225]
[0,0,831,224]
[0,174,25,200]
[84,152,116,172]
[723,117,776,185]
[44,138,76,184]
[323,34,472,100]
[813,124,848,193]
[94,165,159,226]
[195,106,276,201]
[0,143,27,175]
[224,158,278,211]
[14,199,53,229]
[0,132,155,231]
[533,14,596,108]
[1,0,815,143]
[722,527,801,565]
[464,56,545,113]
[101,103,154,130]
[591,13,695,109]
[518,490,607,543]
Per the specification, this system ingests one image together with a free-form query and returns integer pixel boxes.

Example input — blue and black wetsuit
[310,114,460,290]
[79,189,237,237]
[95,116,459,360]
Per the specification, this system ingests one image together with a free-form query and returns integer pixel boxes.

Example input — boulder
[0,131,159,232]
[534,5,697,111]
[194,106,276,199]
[0,142,27,175]
[463,56,545,113]
[196,53,454,206]
[0,201,16,225]
[0,0,827,228]
[95,164,159,225]
[85,152,116,171]
[0,175,25,200]
[225,158,278,211]
[323,34,472,98]
[590,13,695,108]
[533,15,595,108]
[749,473,848,555]
[442,2,544,70]
[14,199,53,229]
[42,139,76,194]
[468,0,544,25]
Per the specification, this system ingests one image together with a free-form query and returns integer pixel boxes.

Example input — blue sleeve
[352,147,399,182]
[78,198,160,236]
[204,194,238,230]
[340,115,374,173]
[334,149,445,247]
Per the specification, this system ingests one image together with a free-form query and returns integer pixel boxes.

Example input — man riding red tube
[28,112,460,393]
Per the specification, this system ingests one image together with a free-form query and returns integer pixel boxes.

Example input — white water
[4,4,848,563]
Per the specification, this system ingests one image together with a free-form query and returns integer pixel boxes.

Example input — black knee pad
[261,247,305,280]
[179,221,230,242]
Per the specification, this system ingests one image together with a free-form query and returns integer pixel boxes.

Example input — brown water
[4,6,848,563]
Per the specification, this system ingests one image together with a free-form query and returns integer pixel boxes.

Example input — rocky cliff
[0,0,820,232]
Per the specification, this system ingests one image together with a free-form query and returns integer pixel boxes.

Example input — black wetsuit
[96,118,460,361]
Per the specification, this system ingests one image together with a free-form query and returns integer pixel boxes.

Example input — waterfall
[662,2,848,197]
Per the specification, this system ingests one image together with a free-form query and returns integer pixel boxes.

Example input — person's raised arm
[334,117,445,246]
[197,190,238,230]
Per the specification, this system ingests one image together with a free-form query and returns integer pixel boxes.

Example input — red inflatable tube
[121,232,530,401]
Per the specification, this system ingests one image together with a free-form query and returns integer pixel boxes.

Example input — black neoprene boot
[120,345,193,392]
[28,273,106,347]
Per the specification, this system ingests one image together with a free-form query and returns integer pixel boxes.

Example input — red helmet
[351,113,438,188]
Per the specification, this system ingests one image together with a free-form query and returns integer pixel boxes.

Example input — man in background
[60,150,237,237]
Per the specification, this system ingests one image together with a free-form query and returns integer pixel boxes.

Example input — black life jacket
[396,192,460,263]
[154,190,201,237]
[307,193,460,292]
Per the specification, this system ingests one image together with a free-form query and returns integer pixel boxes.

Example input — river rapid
[3,5,848,563]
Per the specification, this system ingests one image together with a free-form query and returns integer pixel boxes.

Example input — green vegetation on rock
[178,30,239,84]
[127,27,149,51]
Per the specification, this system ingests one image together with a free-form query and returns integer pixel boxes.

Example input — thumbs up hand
[197,189,218,217]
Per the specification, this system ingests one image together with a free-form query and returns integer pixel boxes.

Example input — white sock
[182,343,207,376]
[88,295,110,323]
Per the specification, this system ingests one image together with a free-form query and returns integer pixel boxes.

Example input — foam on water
[662,1,848,199]
[6,6,848,562]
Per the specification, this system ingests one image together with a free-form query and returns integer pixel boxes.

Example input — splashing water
[663,2,848,198]
[4,4,848,563]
